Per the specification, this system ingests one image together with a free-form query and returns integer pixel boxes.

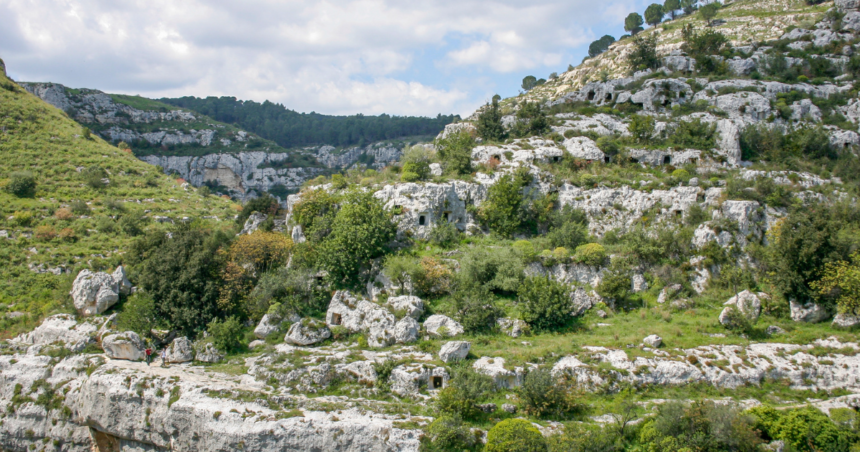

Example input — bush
[130,227,230,336]
[546,206,589,250]
[629,114,656,144]
[486,419,548,452]
[573,243,606,266]
[81,166,107,189]
[421,415,479,451]
[69,201,91,215]
[452,283,503,334]
[812,251,860,316]
[197,185,211,197]
[773,407,846,452]
[54,208,74,221]
[476,98,507,141]
[517,368,579,417]
[640,401,761,452]
[118,213,148,237]
[436,364,496,419]
[459,247,525,293]
[7,171,36,197]
[400,146,431,181]
[627,35,659,71]
[436,129,475,176]
[317,189,397,288]
[478,173,530,237]
[511,102,550,137]
[248,268,327,319]
[291,189,338,241]
[597,269,633,309]
[669,118,717,148]
[117,293,161,339]
[518,276,571,332]
[207,316,244,353]
[427,221,460,248]
[547,423,622,452]
[34,226,57,241]
[236,194,279,226]
[13,210,34,227]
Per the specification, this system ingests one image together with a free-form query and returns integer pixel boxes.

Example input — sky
[0,0,650,117]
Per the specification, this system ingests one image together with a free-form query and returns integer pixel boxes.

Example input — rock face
[70,269,121,316]
[102,332,144,361]
[387,295,424,319]
[142,152,322,202]
[719,290,763,327]
[195,342,224,363]
[423,315,464,337]
[240,212,268,235]
[12,314,98,352]
[833,313,860,329]
[563,136,605,160]
[394,317,421,344]
[373,181,487,239]
[325,291,400,347]
[570,287,600,317]
[790,301,830,323]
[285,319,331,346]
[111,266,133,295]
[165,337,194,363]
[389,363,449,396]
[472,357,524,389]
[497,318,527,337]
[439,341,471,363]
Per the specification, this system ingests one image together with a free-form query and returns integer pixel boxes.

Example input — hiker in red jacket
[145,347,152,366]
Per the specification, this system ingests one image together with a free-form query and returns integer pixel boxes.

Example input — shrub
[436,130,475,176]
[597,269,633,309]
[773,407,845,452]
[546,206,589,250]
[34,226,57,241]
[486,419,548,452]
[518,276,571,332]
[81,166,107,189]
[812,251,860,316]
[7,171,36,197]
[58,228,76,241]
[681,24,729,58]
[574,243,606,266]
[459,247,524,293]
[291,189,338,239]
[478,173,530,237]
[476,98,507,141]
[436,364,496,419]
[669,118,717,148]
[511,102,549,137]
[640,401,761,452]
[69,201,90,215]
[517,368,579,417]
[247,268,328,319]
[629,114,656,144]
[627,35,659,71]
[400,146,431,181]
[197,185,211,197]
[118,213,148,237]
[428,221,460,248]
[421,415,479,451]
[699,3,719,25]
[317,189,397,288]
[54,208,74,221]
[207,316,244,353]
[236,194,279,226]
[117,293,161,339]
[547,423,622,452]
[452,283,503,334]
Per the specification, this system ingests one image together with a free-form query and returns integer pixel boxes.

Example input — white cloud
[0,0,644,116]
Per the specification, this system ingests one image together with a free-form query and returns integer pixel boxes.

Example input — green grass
[0,71,242,338]
[109,94,179,112]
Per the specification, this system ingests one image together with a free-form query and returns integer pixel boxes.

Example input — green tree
[518,276,571,332]
[624,12,644,35]
[773,407,846,452]
[644,3,664,27]
[588,35,616,58]
[486,419,548,452]
[627,35,660,71]
[517,368,579,417]
[82,166,107,189]
[681,24,729,58]
[663,0,680,19]
[477,172,530,237]
[629,114,656,143]
[236,194,279,226]
[681,0,697,14]
[117,293,161,339]
[130,227,230,336]
[207,316,244,353]
[476,98,507,142]
[699,3,718,25]
[6,171,36,197]
[811,252,860,316]
[452,283,503,333]
[546,205,589,250]
[247,268,329,319]
[436,364,496,419]
[317,189,397,288]
[522,75,538,91]
[459,246,525,293]
[421,415,479,451]
[512,101,550,137]
[435,129,475,176]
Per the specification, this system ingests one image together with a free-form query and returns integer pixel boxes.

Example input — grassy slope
[0,71,242,338]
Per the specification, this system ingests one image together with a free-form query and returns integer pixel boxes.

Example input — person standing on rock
[160,348,168,368]
[145,347,152,366]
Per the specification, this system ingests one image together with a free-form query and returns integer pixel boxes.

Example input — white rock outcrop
[423,315,464,337]
[473,357,523,389]
[394,317,420,344]
[12,314,98,352]
[833,313,860,329]
[165,337,194,363]
[70,269,120,316]
[790,301,830,323]
[195,342,224,363]
[285,319,331,346]
[563,136,605,161]
[325,291,398,347]
[643,335,663,348]
[102,331,144,361]
[719,290,763,327]
[439,341,471,363]
[387,295,424,319]
[497,318,527,337]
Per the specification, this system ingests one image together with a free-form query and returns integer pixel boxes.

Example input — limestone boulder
[111,266,133,295]
[195,342,224,363]
[325,291,397,348]
[439,341,471,363]
[631,274,648,293]
[239,212,267,235]
[389,363,449,396]
[254,314,282,339]
[563,136,605,161]
[643,335,662,348]
[790,301,830,323]
[387,295,424,319]
[497,318,527,337]
[285,319,331,346]
[12,313,98,352]
[424,315,464,337]
[570,287,600,317]
[472,357,523,389]
[657,284,682,304]
[394,317,420,344]
[70,269,120,316]
[833,313,860,329]
[719,290,762,327]
[165,337,193,363]
[102,332,144,361]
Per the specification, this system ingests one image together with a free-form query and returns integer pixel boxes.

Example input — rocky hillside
[3,0,860,451]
